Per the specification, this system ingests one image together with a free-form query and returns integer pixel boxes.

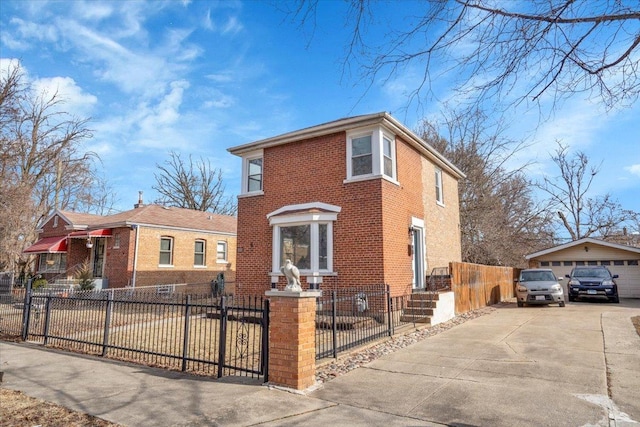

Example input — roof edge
[525,237,640,259]
[228,112,466,180]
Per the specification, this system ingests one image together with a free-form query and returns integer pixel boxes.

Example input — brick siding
[235,129,462,297]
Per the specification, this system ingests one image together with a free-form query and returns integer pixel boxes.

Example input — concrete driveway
[308,299,640,427]
[1,299,638,426]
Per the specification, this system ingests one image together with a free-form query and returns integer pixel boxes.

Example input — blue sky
[1,0,638,217]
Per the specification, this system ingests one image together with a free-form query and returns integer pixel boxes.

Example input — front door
[412,226,425,289]
[92,238,105,278]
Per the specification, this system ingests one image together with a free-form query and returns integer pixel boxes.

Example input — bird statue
[281,259,302,291]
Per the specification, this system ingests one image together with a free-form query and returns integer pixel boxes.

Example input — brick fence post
[265,289,321,390]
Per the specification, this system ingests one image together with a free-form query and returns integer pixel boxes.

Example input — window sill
[238,191,264,198]
[436,201,445,208]
[193,265,207,269]
[343,174,399,186]
[158,264,174,268]
[216,260,228,264]
[269,271,337,277]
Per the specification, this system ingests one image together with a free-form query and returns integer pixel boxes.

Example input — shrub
[32,278,48,289]
[74,260,95,291]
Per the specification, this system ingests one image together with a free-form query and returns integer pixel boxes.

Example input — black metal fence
[1,288,268,381]
[315,285,410,359]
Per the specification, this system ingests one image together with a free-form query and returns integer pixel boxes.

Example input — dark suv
[566,266,619,303]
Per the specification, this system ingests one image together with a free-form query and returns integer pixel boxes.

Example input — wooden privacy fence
[449,262,519,314]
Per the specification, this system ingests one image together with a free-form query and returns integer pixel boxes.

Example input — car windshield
[572,268,611,279]
[520,271,556,282]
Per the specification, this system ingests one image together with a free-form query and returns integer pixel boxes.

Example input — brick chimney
[134,191,144,209]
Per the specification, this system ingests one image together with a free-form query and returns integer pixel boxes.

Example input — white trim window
[216,241,228,263]
[346,126,397,183]
[240,150,264,195]
[159,236,174,266]
[435,167,444,205]
[194,239,206,267]
[268,202,340,274]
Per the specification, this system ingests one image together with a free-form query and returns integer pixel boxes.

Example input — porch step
[406,300,438,309]
[408,292,440,301]
[403,306,435,316]
[399,314,432,324]
[400,292,439,324]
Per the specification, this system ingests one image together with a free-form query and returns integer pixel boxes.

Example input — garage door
[609,264,640,298]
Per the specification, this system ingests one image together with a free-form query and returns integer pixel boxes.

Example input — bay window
[268,202,340,274]
[346,126,396,182]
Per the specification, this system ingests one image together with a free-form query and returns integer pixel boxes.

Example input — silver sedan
[515,269,565,307]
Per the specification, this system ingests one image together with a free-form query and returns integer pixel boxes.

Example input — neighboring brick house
[228,112,465,297]
[23,202,236,289]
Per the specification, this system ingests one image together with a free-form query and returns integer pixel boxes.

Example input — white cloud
[222,16,243,35]
[32,76,97,115]
[6,17,59,48]
[625,164,640,177]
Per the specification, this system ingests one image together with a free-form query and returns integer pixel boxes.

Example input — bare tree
[289,1,640,110]
[420,110,555,266]
[539,142,638,240]
[153,151,237,215]
[1,63,107,272]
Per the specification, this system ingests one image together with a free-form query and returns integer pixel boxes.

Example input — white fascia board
[525,237,640,259]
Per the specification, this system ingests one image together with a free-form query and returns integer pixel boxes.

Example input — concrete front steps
[400,292,439,324]
[400,291,456,326]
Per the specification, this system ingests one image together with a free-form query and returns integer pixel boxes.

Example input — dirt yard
[633,316,640,337]
[0,388,122,427]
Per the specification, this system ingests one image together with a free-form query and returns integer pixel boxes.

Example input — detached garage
[525,237,640,299]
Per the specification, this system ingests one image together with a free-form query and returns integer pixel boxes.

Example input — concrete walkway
[1,299,638,426]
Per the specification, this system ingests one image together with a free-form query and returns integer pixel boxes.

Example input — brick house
[23,201,237,289]
[228,112,465,297]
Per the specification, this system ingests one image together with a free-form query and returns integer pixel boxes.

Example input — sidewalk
[1,300,638,426]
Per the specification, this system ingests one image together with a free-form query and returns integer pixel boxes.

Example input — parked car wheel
[559,301,565,307]
[517,301,524,307]
[568,295,575,302]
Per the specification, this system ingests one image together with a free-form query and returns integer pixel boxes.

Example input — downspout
[131,224,139,288]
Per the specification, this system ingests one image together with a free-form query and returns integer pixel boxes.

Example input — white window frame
[240,150,264,196]
[345,125,397,184]
[194,239,206,267]
[268,202,340,275]
[159,236,174,267]
[435,167,444,206]
[216,241,228,263]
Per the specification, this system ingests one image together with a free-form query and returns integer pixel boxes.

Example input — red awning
[23,236,68,254]
[68,228,112,238]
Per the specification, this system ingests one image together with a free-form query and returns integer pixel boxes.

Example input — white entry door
[412,226,425,289]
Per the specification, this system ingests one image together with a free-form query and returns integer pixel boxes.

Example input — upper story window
[194,239,206,266]
[351,135,373,176]
[159,236,174,266]
[346,126,396,183]
[240,150,264,196]
[217,241,228,263]
[435,167,444,205]
[268,202,341,275]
